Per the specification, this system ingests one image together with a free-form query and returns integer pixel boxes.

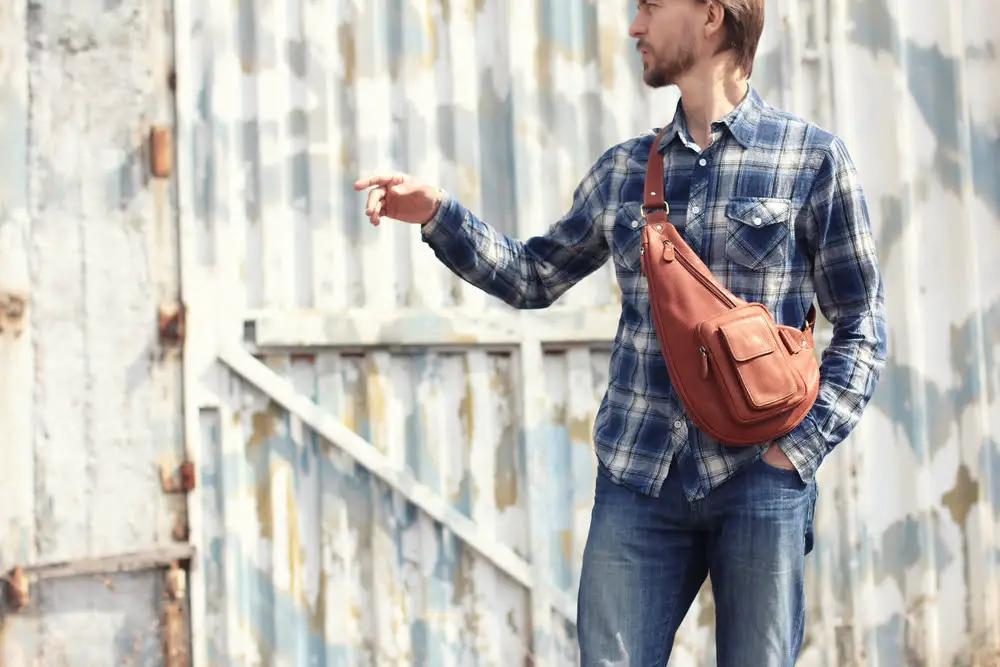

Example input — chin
[642,72,670,89]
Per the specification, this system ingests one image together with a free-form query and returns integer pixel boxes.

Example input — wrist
[421,188,445,226]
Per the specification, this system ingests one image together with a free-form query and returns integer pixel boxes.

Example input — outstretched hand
[353,172,443,227]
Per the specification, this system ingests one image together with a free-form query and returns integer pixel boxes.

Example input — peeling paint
[942,464,980,528]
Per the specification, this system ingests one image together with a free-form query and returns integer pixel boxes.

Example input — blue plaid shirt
[420,87,887,501]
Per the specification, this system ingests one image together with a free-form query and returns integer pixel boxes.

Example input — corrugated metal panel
[169,0,1000,665]
[0,0,189,662]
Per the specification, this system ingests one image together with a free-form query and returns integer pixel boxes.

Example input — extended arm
[419,154,614,310]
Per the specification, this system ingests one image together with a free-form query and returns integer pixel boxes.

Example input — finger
[369,197,385,227]
[354,172,406,191]
[365,187,385,216]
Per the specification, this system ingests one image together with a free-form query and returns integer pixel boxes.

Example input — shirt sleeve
[777,135,889,481]
[418,153,613,310]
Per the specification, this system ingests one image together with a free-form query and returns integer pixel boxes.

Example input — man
[355,0,887,664]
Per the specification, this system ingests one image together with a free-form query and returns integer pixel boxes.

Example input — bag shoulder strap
[642,128,672,225]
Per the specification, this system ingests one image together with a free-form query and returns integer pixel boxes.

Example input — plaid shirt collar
[658,84,763,152]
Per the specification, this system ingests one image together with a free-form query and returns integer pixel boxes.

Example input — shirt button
[674,420,683,428]
[698,158,707,166]
[691,205,700,214]
[631,220,638,228]
[753,216,762,226]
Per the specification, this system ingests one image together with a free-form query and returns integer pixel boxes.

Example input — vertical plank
[520,339,555,665]
[198,405,229,664]
[316,353,376,664]
[466,350,503,664]
[215,372,249,663]
[401,0,446,309]
[252,0,294,309]
[444,0,487,312]
[352,0,397,311]
[541,352,573,593]
[174,0,211,662]
[506,2,555,659]
[944,0,997,655]
[205,0,249,338]
[566,348,598,591]
[0,0,39,661]
[544,0,593,311]
[0,0,33,571]
[304,0,349,311]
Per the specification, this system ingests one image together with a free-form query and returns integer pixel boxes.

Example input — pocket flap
[718,314,778,362]
[725,197,792,228]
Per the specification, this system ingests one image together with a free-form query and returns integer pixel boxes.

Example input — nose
[629,11,645,38]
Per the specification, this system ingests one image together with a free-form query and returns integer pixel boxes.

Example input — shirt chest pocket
[611,202,645,271]
[724,197,793,270]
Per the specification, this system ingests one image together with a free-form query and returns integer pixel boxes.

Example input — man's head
[629,0,765,88]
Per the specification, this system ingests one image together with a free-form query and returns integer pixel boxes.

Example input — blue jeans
[577,455,818,667]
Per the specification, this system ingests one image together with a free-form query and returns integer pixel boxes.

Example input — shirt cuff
[776,413,825,483]
[420,189,462,241]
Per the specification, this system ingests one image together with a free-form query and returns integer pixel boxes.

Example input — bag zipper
[664,240,739,308]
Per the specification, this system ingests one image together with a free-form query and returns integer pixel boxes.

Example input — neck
[675,58,748,149]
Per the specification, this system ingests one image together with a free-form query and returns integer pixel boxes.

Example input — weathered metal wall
[1,0,996,664]
[0,0,190,663]
[173,0,1000,665]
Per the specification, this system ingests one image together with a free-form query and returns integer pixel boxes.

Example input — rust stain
[453,550,484,645]
[459,357,475,453]
[559,529,573,563]
[365,357,388,452]
[284,470,305,605]
[164,563,189,667]
[163,601,189,667]
[2,567,29,612]
[309,569,328,636]
[491,361,519,511]
[568,415,592,447]
[248,402,280,450]
[256,467,274,541]
[338,23,356,84]
[248,402,282,541]
[0,291,28,338]
[149,126,173,178]
[171,506,188,542]
[942,464,979,527]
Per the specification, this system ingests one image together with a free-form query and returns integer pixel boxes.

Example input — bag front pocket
[698,305,803,423]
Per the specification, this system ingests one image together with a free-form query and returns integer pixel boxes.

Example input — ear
[703,1,727,39]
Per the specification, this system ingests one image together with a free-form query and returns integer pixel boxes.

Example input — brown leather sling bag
[639,128,821,446]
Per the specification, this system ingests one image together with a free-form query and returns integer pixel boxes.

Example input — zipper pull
[699,346,709,378]
[640,244,646,276]
[661,239,675,263]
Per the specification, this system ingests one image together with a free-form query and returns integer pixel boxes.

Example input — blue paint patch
[542,417,575,591]
[874,613,918,667]
[848,0,1000,214]
[872,297,1000,457]
[476,68,517,236]
[539,0,593,60]
[875,194,905,263]
[979,438,1000,508]
[970,124,1000,212]
[874,513,953,593]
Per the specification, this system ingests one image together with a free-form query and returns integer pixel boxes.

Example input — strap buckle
[640,202,669,219]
